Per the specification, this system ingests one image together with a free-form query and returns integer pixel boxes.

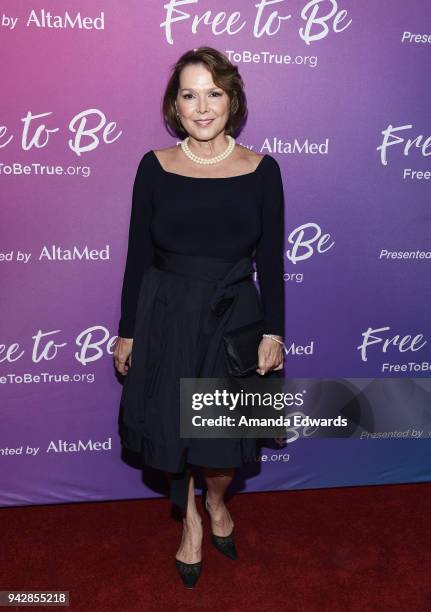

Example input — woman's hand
[114,337,134,375]
[256,335,284,375]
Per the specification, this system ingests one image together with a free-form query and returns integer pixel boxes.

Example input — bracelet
[262,334,288,355]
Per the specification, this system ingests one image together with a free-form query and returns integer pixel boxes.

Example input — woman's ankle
[206,494,225,512]
[183,513,203,529]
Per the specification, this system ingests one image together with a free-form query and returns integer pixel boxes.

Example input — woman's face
[175,63,230,142]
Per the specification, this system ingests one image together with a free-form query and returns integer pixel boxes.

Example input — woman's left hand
[256,335,285,375]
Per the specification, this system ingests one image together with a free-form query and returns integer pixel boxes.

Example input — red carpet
[2,483,431,611]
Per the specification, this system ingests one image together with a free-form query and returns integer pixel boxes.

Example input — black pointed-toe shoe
[203,489,238,560]
[175,558,202,588]
[210,530,238,560]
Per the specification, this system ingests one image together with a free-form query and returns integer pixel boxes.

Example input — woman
[114,46,286,588]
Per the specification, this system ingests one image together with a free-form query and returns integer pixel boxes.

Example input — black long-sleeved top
[118,149,285,339]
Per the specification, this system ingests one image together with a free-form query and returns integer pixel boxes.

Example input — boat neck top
[149,149,268,179]
[118,149,285,339]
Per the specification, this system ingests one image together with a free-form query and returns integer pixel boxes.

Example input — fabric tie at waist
[152,247,257,513]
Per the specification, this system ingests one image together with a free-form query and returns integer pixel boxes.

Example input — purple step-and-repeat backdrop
[1,1,430,506]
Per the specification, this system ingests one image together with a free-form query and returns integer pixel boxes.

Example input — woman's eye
[181,92,223,100]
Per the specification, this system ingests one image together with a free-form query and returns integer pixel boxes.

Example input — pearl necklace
[180,135,236,165]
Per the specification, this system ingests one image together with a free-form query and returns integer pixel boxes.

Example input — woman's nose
[197,97,208,113]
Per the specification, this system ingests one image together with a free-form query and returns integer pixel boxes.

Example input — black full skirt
[119,248,272,511]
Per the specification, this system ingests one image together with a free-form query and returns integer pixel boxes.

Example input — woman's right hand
[114,337,134,375]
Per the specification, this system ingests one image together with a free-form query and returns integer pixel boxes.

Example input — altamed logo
[26,10,105,30]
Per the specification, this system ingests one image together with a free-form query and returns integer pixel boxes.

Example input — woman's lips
[195,119,214,127]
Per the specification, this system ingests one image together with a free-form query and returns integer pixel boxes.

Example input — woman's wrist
[262,334,287,355]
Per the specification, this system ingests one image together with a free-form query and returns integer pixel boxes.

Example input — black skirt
[119,247,267,512]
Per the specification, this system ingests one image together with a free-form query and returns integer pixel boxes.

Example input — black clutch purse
[223,319,265,377]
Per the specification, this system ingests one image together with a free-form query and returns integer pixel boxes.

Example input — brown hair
[162,46,248,138]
